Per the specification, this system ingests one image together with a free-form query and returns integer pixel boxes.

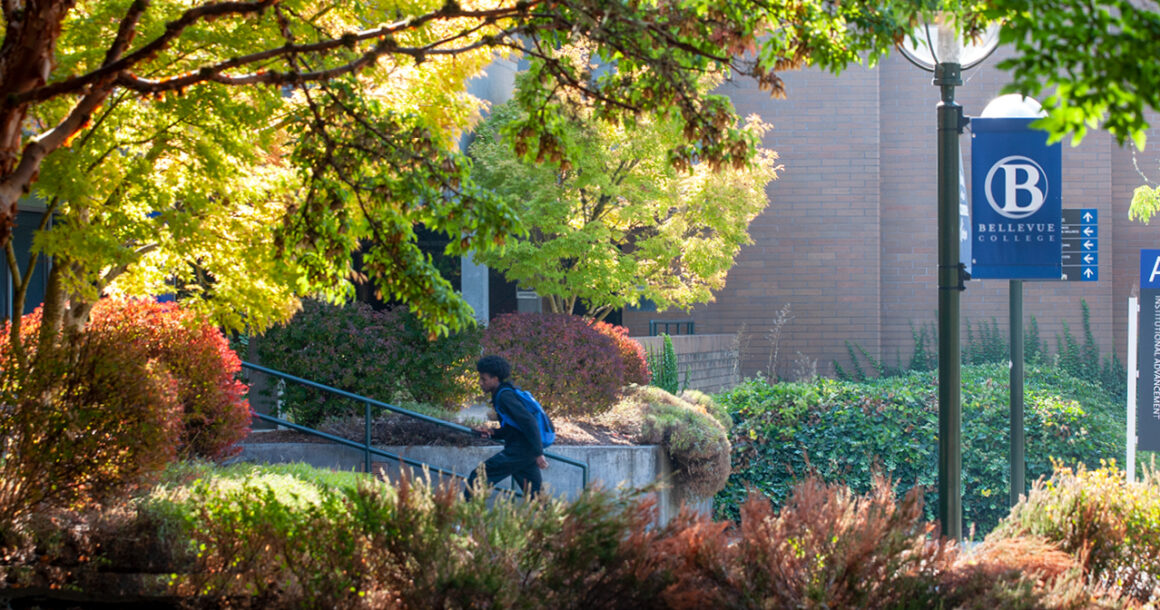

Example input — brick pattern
[619,50,1154,380]
[633,334,740,394]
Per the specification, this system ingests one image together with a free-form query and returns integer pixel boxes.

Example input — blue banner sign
[969,118,1062,279]
[1137,249,1160,450]
[1142,249,1160,289]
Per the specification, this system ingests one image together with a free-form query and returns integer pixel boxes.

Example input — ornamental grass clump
[725,476,949,608]
[991,463,1160,603]
[637,386,731,498]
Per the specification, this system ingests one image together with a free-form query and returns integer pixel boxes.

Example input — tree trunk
[0,0,77,246]
[590,305,613,322]
[31,255,95,366]
[35,256,66,358]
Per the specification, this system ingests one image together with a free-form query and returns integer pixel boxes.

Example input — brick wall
[633,334,740,394]
[619,49,1154,380]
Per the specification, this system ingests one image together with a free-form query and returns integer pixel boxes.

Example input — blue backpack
[495,387,556,448]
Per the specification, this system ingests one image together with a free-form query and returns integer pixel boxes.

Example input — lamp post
[898,17,999,541]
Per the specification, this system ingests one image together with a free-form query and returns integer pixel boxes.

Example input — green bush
[716,363,1125,534]
[257,300,480,426]
[637,386,731,498]
[990,463,1160,603]
[142,463,669,608]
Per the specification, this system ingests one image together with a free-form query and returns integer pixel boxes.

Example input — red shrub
[1,309,183,528]
[590,320,650,386]
[86,298,251,461]
[481,313,630,416]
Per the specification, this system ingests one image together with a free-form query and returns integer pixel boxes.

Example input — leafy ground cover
[716,363,1125,535]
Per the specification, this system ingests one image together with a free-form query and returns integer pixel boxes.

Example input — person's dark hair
[476,355,511,381]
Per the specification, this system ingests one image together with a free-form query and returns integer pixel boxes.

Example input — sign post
[970,117,1062,506]
[1128,296,1138,482]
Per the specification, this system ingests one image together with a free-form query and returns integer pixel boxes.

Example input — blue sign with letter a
[1141,249,1160,289]
[970,118,1062,279]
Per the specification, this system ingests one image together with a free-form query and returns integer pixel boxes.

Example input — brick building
[619,50,1160,379]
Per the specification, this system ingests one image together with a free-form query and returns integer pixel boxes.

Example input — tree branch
[0,84,112,223]
[15,2,533,104]
[113,30,517,94]
[5,238,22,294]
[99,243,159,286]
[103,0,150,67]
[13,0,280,104]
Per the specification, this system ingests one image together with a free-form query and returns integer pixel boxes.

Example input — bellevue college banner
[970,118,1062,279]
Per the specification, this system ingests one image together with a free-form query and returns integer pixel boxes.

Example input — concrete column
[462,256,490,324]
[459,56,518,326]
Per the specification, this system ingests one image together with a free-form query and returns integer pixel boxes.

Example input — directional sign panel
[1062,209,1098,281]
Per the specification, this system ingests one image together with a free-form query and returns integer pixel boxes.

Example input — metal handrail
[240,361,588,488]
[247,411,517,493]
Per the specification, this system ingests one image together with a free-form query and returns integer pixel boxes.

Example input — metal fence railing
[649,319,695,336]
[240,361,589,490]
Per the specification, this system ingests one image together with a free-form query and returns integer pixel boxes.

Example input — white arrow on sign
[1083,254,1094,263]
[1083,211,1094,222]
[1084,268,1094,278]
[1083,226,1095,236]
[1083,240,1095,250]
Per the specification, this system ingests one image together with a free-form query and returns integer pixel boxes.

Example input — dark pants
[465,451,542,500]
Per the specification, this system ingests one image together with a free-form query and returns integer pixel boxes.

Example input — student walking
[465,355,549,499]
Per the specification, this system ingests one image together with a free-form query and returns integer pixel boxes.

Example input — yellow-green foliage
[991,462,1160,603]
[142,462,664,608]
[637,386,731,498]
[679,389,732,432]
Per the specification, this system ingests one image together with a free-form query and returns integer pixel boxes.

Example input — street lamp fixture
[897,15,999,541]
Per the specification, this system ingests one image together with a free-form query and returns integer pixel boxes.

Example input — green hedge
[715,363,1125,534]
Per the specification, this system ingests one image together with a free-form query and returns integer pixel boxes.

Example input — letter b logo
[985,155,1048,219]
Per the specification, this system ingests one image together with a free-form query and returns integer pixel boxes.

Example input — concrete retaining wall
[237,442,710,524]
[633,333,740,393]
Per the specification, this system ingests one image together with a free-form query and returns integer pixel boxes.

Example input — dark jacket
[490,381,543,458]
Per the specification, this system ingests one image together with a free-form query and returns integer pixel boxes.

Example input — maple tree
[1,0,917,351]
[470,62,779,320]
